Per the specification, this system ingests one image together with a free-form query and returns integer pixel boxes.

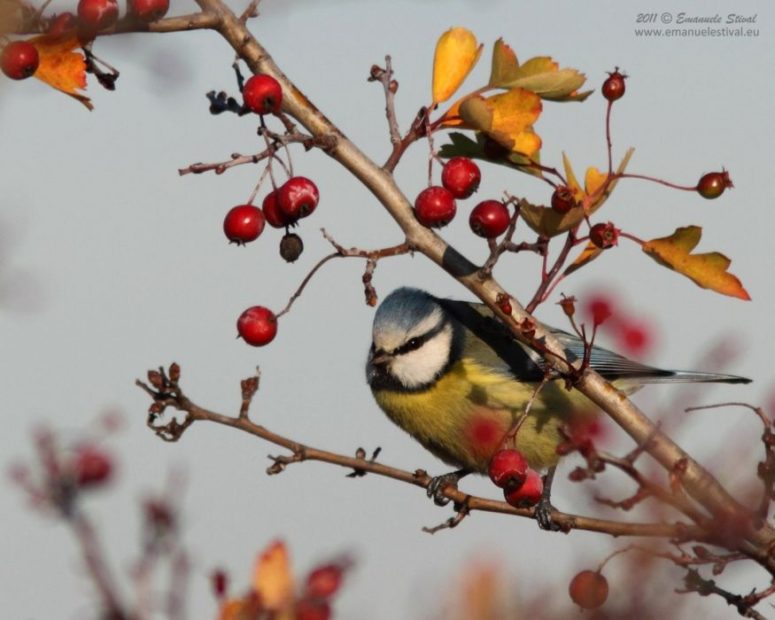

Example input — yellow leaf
[459,88,542,157]
[29,34,92,110]
[488,38,520,87]
[562,152,583,199]
[521,149,634,237]
[564,242,603,276]
[218,597,261,620]
[584,166,608,198]
[642,226,750,300]
[253,540,294,611]
[498,55,590,101]
[432,27,482,104]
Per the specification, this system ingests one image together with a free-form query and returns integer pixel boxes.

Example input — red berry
[589,222,619,249]
[128,0,169,21]
[295,599,331,620]
[569,570,609,609]
[441,157,481,199]
[503,469,543,507]
[48,12,77,36]
[77,0,119,31]
[73,446,113,487]
[488,449,528,489]
[305,564,344,599]
[262,190,292,228]
[602,68,626,102]
[550,186,577,214]
[223,204,265,244]
[697,170,733,199]
[469,200,510,238]
[278,177,319,220]
[211,569,228,599]
[414,186,456,228]
[1,41,39,80]
[243,74,283,115]
[586,295,614,326]
[237,306,277,346]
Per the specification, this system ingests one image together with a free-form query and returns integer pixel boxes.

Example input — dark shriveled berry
[550,186,577,214]
[589,222,619,249]
[280,233,304,263]
[602,68,627,102]
[697,170,733,199]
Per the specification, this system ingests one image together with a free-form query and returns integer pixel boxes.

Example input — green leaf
[489,38,521,87]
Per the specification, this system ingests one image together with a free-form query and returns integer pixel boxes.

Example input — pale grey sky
[1,1,774,618]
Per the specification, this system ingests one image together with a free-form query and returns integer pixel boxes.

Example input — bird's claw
[427,472,461,506]
[534,496,563,531]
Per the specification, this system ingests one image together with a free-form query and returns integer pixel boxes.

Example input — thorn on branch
[266,450,305,475]
[239,369,261,420]
[136,363,195,442]
[346,447,382,478]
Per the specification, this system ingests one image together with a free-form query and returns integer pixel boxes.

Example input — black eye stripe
[393,320,448,356]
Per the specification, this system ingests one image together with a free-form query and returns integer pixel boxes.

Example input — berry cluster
[414,157,512,239]
[487,448,543,507]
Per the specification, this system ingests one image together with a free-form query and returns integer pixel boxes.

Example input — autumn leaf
[432,27,482,104]
[253,540,294,612]
[493,54,592,102]
[29,33,91,110]
[520,149,634,237]
[488,38,520,87]
[564,242,603,276]
[458,87,542,156]
[642,226,750,300]
[438,132,544,179]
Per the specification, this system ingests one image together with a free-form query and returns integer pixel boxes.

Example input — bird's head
[366,288,458,391]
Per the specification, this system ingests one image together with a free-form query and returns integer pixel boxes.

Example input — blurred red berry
[237,306,277,347]
[295,598,331,620]
[211,569,228,599]
[503,469,543,507]
[488,449,528,489]
[47,12,77,36]
[262,190,292,228]
[414,186,456,228]
[1,41,39,80]
[586,295,614,326]
[589,222,619,249]
[73,446,113,487]
[441,157,481,199]
[243,74,282,115]
[223,204,265,244]
[550,186,577,214]
[306,564,344,599]
[569,570,609,609]
[602,68,626,102]
[617,321,651,355]
[128,0,169,21]
[697,170,733,199]
[77,0,119,31]
[469,200,510,238]
[278,177,319,220]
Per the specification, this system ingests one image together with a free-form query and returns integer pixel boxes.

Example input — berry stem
[605,101,613,175]
[616,173,697,192]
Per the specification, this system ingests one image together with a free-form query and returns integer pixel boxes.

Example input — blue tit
[366,287,750,474]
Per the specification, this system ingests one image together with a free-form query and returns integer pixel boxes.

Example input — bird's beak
[369,349,391,367]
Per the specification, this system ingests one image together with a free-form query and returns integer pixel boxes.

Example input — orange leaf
[564,242,603,276]
[584,166,608,198]
[459,87,542,156]
[488,38,520,87]
[432,27,482,104]
[642,226,750,300]
[253,540,294,611]
[30,34,91,110]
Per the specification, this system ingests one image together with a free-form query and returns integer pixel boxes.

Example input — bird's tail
[636,370,751,385]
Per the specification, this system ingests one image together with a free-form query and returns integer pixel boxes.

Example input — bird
[366,287,750,480]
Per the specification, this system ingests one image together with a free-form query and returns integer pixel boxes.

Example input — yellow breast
[372,358,596,472]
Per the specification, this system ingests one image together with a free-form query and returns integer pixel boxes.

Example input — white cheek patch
[373,307,444,354]
[390,322,453,389]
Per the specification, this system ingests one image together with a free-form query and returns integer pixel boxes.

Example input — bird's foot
[534,496,563,531]
[426,470,468,506]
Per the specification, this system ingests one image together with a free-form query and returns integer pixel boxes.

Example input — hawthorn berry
[243,74,283,115]
[550,186,577,214]
[602,68,626,102]
[441,157,481,199]
[569,570,609,609]
[279,232,304,263]
[469,200,510,238]
[488,449,528,489]
[295,599,331,620]
[47,12,77,36]
[278,177,319,220]
[77,0,119,31]
[697,170,733,199]
[414,186,456,228]
[223,204,265,244]
[73,445,113,487]
[211,569,228,599]
[237,306,278,346]
[305,564,344,599]
[128,0,169,22]
[1,41,39,80]
[503,468,543,507]
[263,190,292,228]
[589,222,619,249]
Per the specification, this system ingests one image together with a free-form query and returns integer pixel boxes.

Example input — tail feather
[637,370,751,385]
